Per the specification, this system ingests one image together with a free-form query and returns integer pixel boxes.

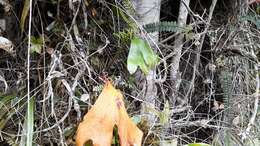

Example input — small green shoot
[30,36,44,54]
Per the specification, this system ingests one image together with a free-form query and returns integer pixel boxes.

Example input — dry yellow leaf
[75,81,143,146]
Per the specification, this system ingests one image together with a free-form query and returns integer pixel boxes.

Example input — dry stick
[34,79,73,133]
[185,0,218,99]
[170,0,190,102]
[68,33,83,122]
[71,68,84,121]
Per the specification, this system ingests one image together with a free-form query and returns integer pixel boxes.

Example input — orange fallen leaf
[118,104,143,146]
[75,81,143,146]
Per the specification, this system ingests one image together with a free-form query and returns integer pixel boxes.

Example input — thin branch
[170,0,190,101]
[185,0,218,99]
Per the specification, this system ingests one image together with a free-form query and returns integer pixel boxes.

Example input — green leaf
[183,143,211,146]
[141,40,158,67]
[0,94,16,110]
[30,36,44,54]
[26,96,35,146]
[0,94,18,130]
[20,0,30,32]
[127,37,158,75]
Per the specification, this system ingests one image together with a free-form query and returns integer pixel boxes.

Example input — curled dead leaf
[0,36,14,54]
[76,81,143,146]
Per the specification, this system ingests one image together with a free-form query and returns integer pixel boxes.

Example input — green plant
[218,71,244,146]
[30,36,44,54]
[121,0,136,17]
[127,37,159,75]
[147,100,170,126]
[113,0,137,43]
[20,0,30,32]
[0,94,17,130]
[219,70,233,146]
[19,96,35,146]
[143,21,192,33]
[220,71,232,122]
[114,29,134,43]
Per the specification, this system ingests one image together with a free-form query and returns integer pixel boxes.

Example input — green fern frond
[143,21,186,33]
[220,71,232,111]
[114,29,134,43]
[240,14,260,29]
[219,70,233,146]
[116,0,137,30]
[121,0,136,15]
